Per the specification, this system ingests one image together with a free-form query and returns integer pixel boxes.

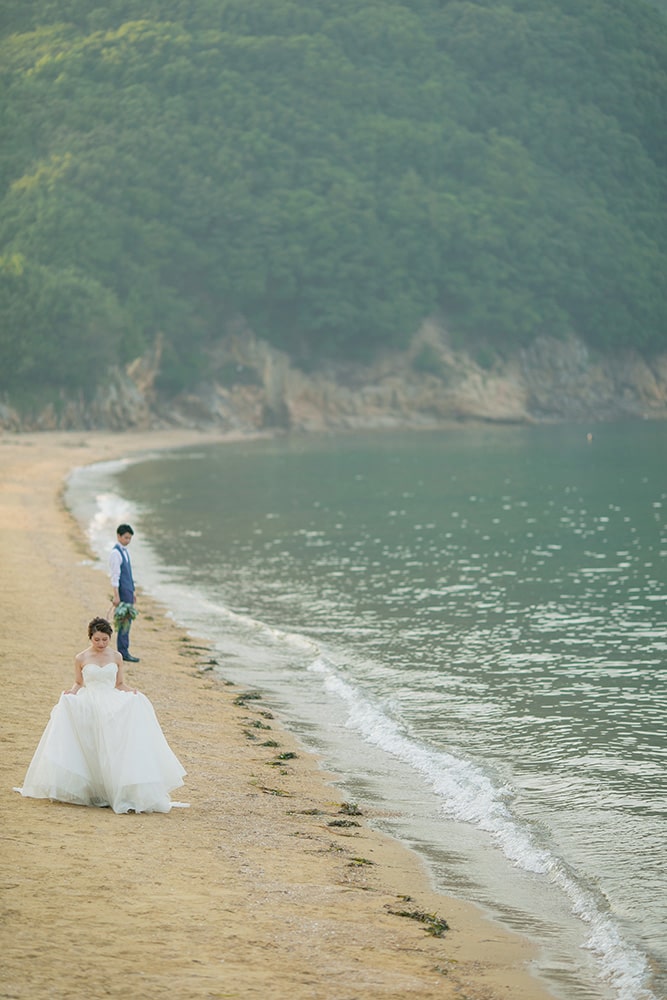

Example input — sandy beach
[0,429,555,1000]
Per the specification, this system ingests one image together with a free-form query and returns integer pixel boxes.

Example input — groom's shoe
[123,654,140,662]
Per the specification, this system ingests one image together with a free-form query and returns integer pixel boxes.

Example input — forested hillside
[1,0,665,405]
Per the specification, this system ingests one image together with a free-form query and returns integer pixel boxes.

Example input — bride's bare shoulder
[75,646,94,664]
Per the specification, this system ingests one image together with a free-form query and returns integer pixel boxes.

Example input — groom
[109,523,140,662]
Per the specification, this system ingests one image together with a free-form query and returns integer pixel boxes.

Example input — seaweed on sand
[386,905,449,937]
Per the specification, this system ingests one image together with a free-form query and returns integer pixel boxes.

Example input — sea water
[66,422,667,1000]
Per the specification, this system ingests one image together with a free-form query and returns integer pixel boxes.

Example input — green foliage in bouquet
[114,602,138,633]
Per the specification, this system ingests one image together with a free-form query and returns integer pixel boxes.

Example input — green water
[75,420,666,1000]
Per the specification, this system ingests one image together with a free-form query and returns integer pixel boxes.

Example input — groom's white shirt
[109,545,130,588]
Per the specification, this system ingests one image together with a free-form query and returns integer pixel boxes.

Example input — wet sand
[0,429,556,999]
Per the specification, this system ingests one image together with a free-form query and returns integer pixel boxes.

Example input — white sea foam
[69,458,146,564]
[308,654,657,1000]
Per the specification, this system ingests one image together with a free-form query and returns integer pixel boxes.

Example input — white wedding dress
[16,662,187,814]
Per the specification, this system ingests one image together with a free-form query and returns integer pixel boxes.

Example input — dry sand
[0,430,555,1000]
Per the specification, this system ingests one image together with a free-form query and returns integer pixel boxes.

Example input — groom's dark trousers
[114,541,135,660]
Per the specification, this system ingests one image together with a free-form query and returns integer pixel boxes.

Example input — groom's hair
[116,523,134,536]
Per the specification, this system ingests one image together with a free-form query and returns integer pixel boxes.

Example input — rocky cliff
[2,320,667,433]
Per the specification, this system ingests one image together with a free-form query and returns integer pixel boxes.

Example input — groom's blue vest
[114,542,135,603]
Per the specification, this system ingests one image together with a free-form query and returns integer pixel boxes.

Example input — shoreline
[1,428,557,999]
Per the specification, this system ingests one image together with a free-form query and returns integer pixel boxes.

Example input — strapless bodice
[82,662,118,687]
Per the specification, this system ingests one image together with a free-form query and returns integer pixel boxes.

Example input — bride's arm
[64,656,84,695]
[115,657,138,694]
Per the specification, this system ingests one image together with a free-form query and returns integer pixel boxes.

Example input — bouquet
[113,601,139,632]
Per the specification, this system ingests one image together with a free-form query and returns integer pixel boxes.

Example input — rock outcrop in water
[3,320,667,432]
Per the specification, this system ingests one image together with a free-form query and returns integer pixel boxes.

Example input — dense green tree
[0,253,126,390]
[0,0,665,400]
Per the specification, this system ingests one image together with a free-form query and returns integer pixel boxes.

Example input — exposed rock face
[2,321,667,432]
[519,335,667,421]
[213,323,667,431]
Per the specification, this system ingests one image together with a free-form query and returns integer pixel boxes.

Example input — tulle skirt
[16,683,187,814]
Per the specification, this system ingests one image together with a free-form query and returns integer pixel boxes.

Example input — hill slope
[1,0,666,406]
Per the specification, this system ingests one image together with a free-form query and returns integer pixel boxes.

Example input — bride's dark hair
[88,617,113,639]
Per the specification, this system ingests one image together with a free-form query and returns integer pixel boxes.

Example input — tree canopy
[1,0,666,397]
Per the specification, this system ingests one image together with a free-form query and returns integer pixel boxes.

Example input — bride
[15,617,187,814]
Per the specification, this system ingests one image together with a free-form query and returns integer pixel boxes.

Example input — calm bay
[68,421,667,1000]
